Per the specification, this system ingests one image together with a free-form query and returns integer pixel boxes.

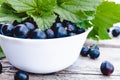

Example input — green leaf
[0,0,7,5]
[91,1,120,39]
[54,6,87,23]
[36,0,57,13]
[32,14,56,30]
[0,3,23,23]
[54,0,103,24]
[57,0,103,12]
[7,0,36,12]
[76,20,92,29]
[75,0,103,11]
[0,47,5,59]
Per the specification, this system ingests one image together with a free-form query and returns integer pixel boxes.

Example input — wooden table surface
[0,39,120,80]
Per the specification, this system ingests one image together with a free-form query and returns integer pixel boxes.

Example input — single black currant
[112,29,120,37]
[13,24,29,38]
[100,61,114,76]
[66,23,76,33]
[76,28,85,34]
[24,22,36,31]
[80,46,89,57]
[88,48,100,59]
[1,23,14,36]
[14,70,29,80]
[29,29,46,39]
[56,26,68,38]
[45,28,55,38]
[0,62,2,74]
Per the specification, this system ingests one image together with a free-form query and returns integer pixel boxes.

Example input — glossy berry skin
[0,62,2,74]
[45,28,55,38]
[80,46,89,57]
[14,70,29,80]
[29,29,46,39]
[88,49,100,59]
[13,24,29,38]
[56,26,68,38]
[1,23,14,36]
[24,22,36,31]
[76,28,85,34]
[67,23,76,33]
[100,61,114,76]
[112,29,120,37]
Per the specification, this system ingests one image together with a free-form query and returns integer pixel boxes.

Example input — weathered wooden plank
[85,39,120,48]
[0,47,120,80]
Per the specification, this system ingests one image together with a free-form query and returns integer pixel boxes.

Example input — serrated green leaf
[54,6,87,23]
[91,1,120,39]
[37,0,57,13]
[57,0,103,12]
[7,0,36,12]
[32,14,56,30]
[0,3,22,23]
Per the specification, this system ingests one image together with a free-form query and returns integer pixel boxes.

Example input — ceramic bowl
[0,27,93,74]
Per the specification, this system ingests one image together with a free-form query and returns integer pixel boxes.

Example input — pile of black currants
[80,44,100,59]
[0,17,85,39]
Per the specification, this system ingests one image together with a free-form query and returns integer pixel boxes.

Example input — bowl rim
[0,27,93,42]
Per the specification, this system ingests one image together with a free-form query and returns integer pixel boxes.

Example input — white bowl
[0,27,92,74]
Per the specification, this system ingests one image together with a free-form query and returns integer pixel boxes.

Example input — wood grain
[0,46,120,80]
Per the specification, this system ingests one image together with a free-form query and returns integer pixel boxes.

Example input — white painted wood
[0,47,120,80]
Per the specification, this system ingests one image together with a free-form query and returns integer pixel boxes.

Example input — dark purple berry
[76,28,85,34]
[88,49,100,59]
[0,62,2,74]
[66,23,76,32]
[80,46,89,57]
[45,28,55,38]
[1,23,14,36]
[29,29,46,39]
[13,24,29,38]
[14,70,29,80]
[56,26,67,38]
[112,28,120,37]
[24,22,36,31]
[100,61,114,76]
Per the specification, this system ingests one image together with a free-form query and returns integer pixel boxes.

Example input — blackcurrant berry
[76,28,85,34]
[13,24,29,38]
[112,29,120,37]
[56,26,67,38]
[45,28,55,38]
[88,49,100,59]
[66,23,76,32]
[14,70,29,80]
[29,29,46,39]
[24,22,36,31]
[100,61,114,76]
[1,23,14,36]
[80,46,89,57]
